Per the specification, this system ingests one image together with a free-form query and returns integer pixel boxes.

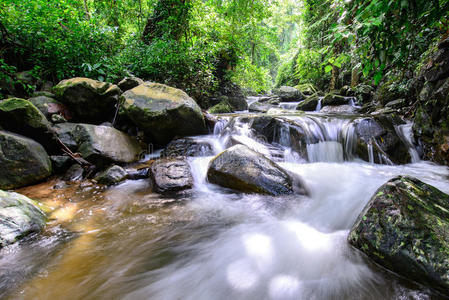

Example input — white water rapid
[121,113,449,300]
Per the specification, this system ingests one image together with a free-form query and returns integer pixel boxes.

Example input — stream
[2,98,449,300]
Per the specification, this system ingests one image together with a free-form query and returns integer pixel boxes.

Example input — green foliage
[1,0,118,81]
[231,57,272,93]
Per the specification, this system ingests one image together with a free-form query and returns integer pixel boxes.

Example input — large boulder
[349,176,449,296]
[273,86,304,102]
[0,131,52,189]
[72,124,143,167]
[120,83,206,145]
[149,157,193,193]
[322,93,348,106]
[53,122,78,151]
[0,190,46,248]
[53,77,121,123]
[162,138,214,158]
[0,98,57,151]
[248,101,277,113]
[207,144,306,195]
[296,94,320,111]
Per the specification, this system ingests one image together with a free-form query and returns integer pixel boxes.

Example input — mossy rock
[0,189,46,248]
[296,94,320,111]
[208,101,234,114]
[120,83,206,145]
[0,98,58,152]
[53,77,121,123]
[349,176,449,296]
[0,131,52,189]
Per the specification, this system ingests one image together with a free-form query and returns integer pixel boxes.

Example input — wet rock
[218,95,248,111]
[322,93,348,106]
[296,95,320,111]
[273,86,304,102]
[320,105,356,114]
[50,155,72,174]
[53,77,122,123]
[0,131,52,190]
[63,164,84,182]
[117,76,144,92]
[149,158,193,193]
[53,122,78,151]
[29,96,71,121]
[73,124,143,167]
[208,101,234,114]
[248,101,277,113]
[207,144,306,196]
[94,165,128,185]
[0,190,46,248]
[0,98,58,151]
[120,82,206,145]
[354,116,410,164]
[162,138,214,157]
[349,176,449,296]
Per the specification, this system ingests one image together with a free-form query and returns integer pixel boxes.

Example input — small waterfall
[279,102,300,110]
[315,98,322,111]
[395,122,421,163]
[213,118,229,135]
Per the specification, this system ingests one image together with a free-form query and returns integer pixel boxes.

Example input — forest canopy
[1,0,448,99]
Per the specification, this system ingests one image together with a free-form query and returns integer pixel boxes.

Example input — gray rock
[0,131,52,189]
[162,138,214,157]
[95,165,128,185]
[120,82,206,145]
[207,144,306,195]
[274,86,304,102]
[73,124,143,167]
[0,190,46,248]
[53,77,122,123]
[349,176,449,296]
[53,122,78,151]
[63,164,84,182]
[249,101,277,113]
[50,155,72,174]
[322,93,348,106]
[320,105,356,114]
[149,158,193,193]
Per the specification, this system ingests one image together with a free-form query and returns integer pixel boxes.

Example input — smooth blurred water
[2,112,447,300]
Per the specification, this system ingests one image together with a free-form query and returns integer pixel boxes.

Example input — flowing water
[2,107,449,299]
